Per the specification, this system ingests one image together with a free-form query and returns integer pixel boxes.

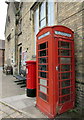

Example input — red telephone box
[36,25,75,118]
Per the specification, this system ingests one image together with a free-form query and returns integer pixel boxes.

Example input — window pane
[62,80,70,87]
[40,2,46,20]
[59,50,71,56]
[48,0,54,26]
[39,42,47,49]
[40,79,47,86]
[60,58,71,64]
[39,50,47,57]
[39,65,47,71]
[60,95,70,103]
[39,92,47,101]
[40,86,47,94]
[61,65,71,71]
[62,88,70,95]
[39,72,47,78]
[34,8,39,55]
[59,41,71,49]
[39,57,47,63]
[40,18,46,28]
[61,72,71,80]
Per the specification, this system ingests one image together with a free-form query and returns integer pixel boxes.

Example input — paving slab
[0,94,47,118]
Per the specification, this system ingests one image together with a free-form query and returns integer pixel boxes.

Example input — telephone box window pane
[59,50,70,56]
[39,92,47,101]
[61,65,71,71]
[39,65,47,71]
[61,95,70,103]
[39,50,47,56]
[59,41,71,48]
[40,79,47,86]
[39,57,47,63]
[40,86,47,94]
[60,58,71,64]
[40,72,47,78]
[62,88,70,95]
[61,73,70,79]
[39,43,46,49]
[62,80,70,87]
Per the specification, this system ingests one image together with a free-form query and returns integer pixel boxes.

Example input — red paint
[26,61,36,89]
[36,25,75,118]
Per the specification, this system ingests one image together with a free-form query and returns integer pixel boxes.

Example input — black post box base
[26,88,36,97]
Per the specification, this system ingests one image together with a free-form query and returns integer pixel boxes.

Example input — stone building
[0,40,5,68]
[5,1,84,112]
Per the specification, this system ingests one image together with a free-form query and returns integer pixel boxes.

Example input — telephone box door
[55,38,75,114]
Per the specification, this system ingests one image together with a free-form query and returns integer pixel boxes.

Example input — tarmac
[0,67,83,119]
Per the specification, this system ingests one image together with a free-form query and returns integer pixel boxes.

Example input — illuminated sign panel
[38,32,50,40]
[55,31,71,37]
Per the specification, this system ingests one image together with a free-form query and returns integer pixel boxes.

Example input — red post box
[36,25,75,118]
[26,61,36,97]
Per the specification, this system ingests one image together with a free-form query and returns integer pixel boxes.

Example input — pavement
[0,68,83,119]
[0,69,46,119]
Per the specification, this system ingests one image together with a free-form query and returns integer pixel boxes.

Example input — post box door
[55,38,75,114]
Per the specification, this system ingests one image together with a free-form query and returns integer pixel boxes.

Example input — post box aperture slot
[59,41,71,49]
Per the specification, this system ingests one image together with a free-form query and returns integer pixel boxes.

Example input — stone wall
[57,1,84,110]
[5,2,18,74]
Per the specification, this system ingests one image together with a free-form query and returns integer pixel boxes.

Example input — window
[33,0,54,55]
[39,2,46,29]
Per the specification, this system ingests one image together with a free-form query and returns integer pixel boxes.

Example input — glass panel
[59,50,70,56]
[40,2,46,20]
[39,43,47,50]
[39,57,47,63]
[61,95,70,103]
[34,8,39,55]
[59,41,71,49]
[62,80,70,87]
[62,88,70,95]
[60,58,71,64]
[40,79,47,86]
[39,50,47,56]
[39,92,47,101]
[39,86,47,94]
[40,18,46,28]
[39,65,47,71]
[39,72,47,78]
[61,65,71,71]
[61,72,70,79]
[48,0,54,26]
